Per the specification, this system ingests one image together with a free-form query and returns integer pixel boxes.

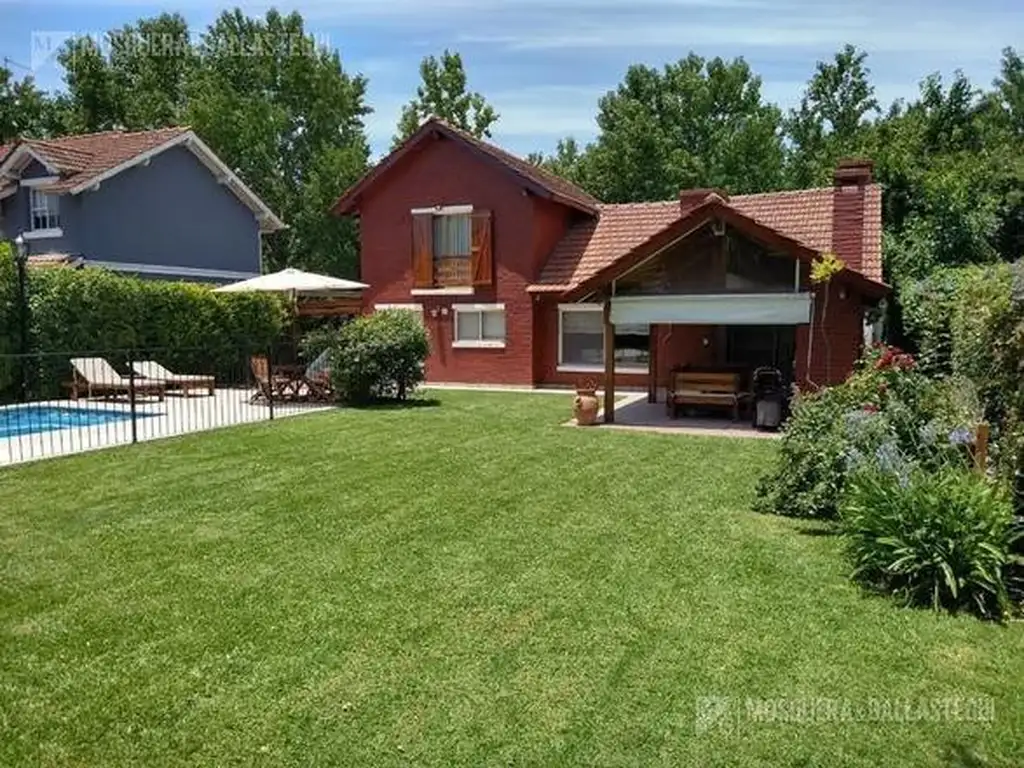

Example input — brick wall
[357,136,577,386]
[794,281,865,388]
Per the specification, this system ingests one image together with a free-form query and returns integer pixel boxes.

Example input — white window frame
[27,188,62,237]
[452,303,506,349]
[410,204,473,216]
[557,303,650,374]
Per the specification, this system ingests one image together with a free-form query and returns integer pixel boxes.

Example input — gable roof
[0,128,286,232]
[532,184,884,295]
[332,117,600,216]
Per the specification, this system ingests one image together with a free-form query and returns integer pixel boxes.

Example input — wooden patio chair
[249,356,301,403]
[68,357,165,402]
[132,361,215,397]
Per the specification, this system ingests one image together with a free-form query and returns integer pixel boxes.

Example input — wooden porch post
[603,298,615,423]
[647,323,658,403]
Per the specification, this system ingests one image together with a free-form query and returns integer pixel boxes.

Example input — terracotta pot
[574,388,600,426]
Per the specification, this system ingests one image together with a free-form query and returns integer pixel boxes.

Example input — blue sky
[1,0,1022,158]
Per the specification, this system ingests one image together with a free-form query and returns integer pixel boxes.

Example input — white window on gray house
[558,304,650,371]
[29,189,60,231]
[453,304,506,347]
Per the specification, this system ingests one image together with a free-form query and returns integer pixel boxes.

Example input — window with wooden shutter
[412,213,434,288]
[470,211,493,286]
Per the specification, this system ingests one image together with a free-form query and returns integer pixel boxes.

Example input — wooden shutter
[412,213,434,288]
[471,211,493,286]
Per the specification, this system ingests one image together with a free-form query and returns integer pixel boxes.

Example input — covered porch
[578,213,818,425]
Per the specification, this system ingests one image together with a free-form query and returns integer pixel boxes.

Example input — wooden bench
[667,370,747,421]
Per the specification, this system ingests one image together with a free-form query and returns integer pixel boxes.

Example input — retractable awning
[608,293,812,326]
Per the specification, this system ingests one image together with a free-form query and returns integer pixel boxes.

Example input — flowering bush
[754,345,973,519]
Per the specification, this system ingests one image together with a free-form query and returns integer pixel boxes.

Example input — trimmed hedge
[0,243,18,397]
[0,248,289,400]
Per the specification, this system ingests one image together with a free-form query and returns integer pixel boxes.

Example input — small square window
[29,189,60,231]
[454,306,506,347]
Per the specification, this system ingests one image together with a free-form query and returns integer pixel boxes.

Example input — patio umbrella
[213,267,367,295]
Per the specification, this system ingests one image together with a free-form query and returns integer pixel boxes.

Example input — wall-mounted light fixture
[440,306,450,316]
[429,307,440,318]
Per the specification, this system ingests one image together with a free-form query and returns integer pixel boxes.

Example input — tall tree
[47,9,371,277]
[57,14,194,132]
[584,54,785,202]
[992,47,1024,138]
[529,136,592,189]
[785,45,879,188]
[0,68,58,142]
[393,50,498,146]
[187,9,371,277]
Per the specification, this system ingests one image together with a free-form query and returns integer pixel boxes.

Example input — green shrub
[0,243,18,395]
[755,344,970,519]
[899,268,962,375]
[902,261,1024,480]
[841,468,1017,620]
[325,310,428,405]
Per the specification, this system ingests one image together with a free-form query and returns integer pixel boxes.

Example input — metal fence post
[128,355,138,444]
[267,347,275,421]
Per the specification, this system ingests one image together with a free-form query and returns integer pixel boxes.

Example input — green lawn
[1,391,1022,767]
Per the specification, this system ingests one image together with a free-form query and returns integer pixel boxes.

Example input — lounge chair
[68,357,165,401]
[132,361,215,397]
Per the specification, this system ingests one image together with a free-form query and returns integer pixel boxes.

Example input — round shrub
[841,468,1017,620]
[326,310,429,404]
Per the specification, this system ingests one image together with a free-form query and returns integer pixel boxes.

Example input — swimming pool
[0,405,142,439]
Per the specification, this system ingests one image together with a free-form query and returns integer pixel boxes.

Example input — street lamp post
[13,234,29,402]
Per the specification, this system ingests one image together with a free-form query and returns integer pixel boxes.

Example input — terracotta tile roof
[730,184,883,282]
[533,183,884,292]
[3,127,190,192]
[439,120,601,214]
[533,200,682,291]
[333,117,600,216]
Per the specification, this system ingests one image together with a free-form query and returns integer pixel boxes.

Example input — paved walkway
[566,392,780,439]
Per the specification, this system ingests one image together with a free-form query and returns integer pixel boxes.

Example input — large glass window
[558,306,649,371]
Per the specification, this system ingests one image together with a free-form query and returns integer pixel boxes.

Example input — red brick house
[333,118,885,418]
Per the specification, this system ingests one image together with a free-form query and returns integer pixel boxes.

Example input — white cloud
[457,13,1018,57]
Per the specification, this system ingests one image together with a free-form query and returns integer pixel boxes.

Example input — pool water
[0,405,140,439]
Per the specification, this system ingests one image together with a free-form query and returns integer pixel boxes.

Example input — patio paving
[566,391,781,439]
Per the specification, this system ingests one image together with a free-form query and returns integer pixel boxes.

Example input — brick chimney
[679,187,728,213]
[831,159,873,273]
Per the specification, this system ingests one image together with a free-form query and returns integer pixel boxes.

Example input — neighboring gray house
[0,127,285,282]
